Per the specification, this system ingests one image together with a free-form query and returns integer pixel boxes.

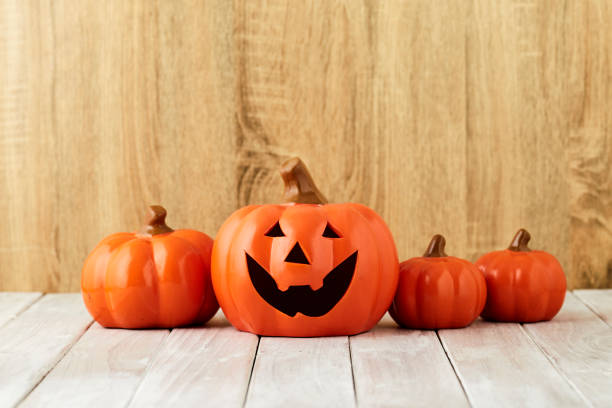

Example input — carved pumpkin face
[246,206,358,317]
[212,158,399,337]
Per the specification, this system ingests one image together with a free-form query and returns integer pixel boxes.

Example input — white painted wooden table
[1,290,611,407]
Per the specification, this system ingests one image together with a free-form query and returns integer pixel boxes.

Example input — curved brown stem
[508,228,532,252]
[423,234,448,257]
[280,157,328,204]
[137,205,174,237]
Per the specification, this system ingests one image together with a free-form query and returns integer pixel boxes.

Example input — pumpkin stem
[137,205,174,237]
[280,157,328,204]
[508,228,532,252]
[423,234,448,257]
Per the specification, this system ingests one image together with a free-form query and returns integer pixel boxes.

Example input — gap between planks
[4,291,612,408]
[350,315,469,407]
[524,292,612,407]
[242,336,261,408]
[0,294,92,407]
[573,289,612,328]
[128,313,259,408]
[0,292,42,328]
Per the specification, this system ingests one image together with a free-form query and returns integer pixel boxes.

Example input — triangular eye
[322,223,341,238]
[265,221,285,237]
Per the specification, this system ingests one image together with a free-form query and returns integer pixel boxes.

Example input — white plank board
[21,323,168,408]
[439,318,586,407]
[0,294,92,407]
[245,336,355,408]
[574,289,612,326]
[524,292,612,407]
[129,312,259,408]
[0,292,41,327]
[350,314,469,407]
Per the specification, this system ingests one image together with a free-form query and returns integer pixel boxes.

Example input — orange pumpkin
[475,228,566,323]
[211,158,399,337]
[389,235,487,329]
[81,205,218,328]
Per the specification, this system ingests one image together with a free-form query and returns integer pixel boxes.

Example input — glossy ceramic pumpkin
[212,158,399,337]
[81,206,218,328]
[389,235,487,329]
[475,229,566,323]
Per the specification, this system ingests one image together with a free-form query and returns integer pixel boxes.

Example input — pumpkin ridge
[475,263,487,317]
[464,265,477,321]
[104,238,159,327]
[444,265,457,328]
[225,205,274,333]
[222,207,260,331]
[531,255,547,319]
[81,233,134,327]
[347,203,399,328]
[171,230,217,324]
[541,253,562,319]
[100,237,138,326]
[152,234,206,327]
[465,261,484,324]
[213,213,245,328]
[345,204,382,330]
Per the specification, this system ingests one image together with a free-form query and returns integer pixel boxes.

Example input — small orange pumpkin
[389,235,487,329]
[475,228,566,323]
[81,205,218,328]
[212,158,399,337]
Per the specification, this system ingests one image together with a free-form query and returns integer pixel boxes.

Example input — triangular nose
[285,242,310,264]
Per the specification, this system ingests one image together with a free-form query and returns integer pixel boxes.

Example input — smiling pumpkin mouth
[245,251,358,317]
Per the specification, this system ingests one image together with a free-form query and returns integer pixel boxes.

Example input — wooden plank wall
[0,0,610,291]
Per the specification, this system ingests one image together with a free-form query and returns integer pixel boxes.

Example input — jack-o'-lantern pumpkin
[81,205,218,328]
[211,158,399,337]
[389,235,487,329]
[476,228,566,322]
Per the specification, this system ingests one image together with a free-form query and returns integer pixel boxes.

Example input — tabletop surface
[0,290,610,407]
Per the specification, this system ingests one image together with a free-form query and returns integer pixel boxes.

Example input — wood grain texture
[0,292,40,327]
[574,289,612,326]
[565,1,612,289]
[0,0,611,291]
[129,312,259,408]
[0,0,235,292]
[21,324,168,408]
[350,314,469,407]
[0,294,92,407]
[439,319,587,407]
[524,292,612,407]
[464,0,575,265]
[0,0,59,291]
[234,0,381,207]
[367,0,470,259]
[0,292,611,406]
[246,336,355,408]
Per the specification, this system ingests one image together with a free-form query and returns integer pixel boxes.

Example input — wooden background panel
[235,0,469,254]
[0,0,235,291]
[465,0,571,263]
[0,0,58,291]
[234,0,378,206]
[0,0,610,291]
[375,0,469,259]
[565,1,612,289]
